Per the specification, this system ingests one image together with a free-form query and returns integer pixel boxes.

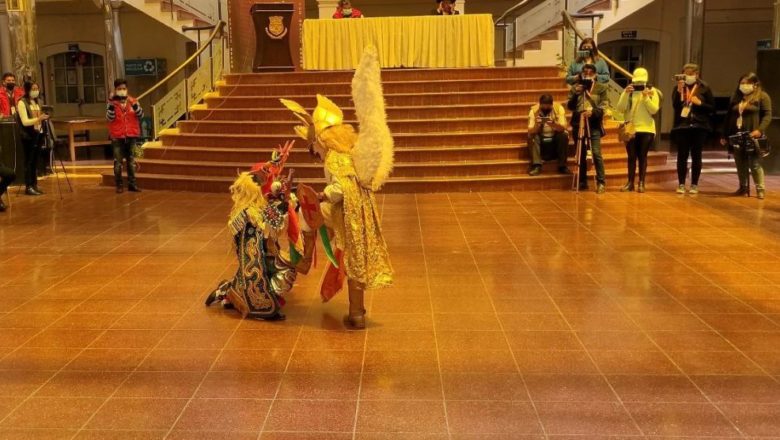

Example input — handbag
[618,93,640,143]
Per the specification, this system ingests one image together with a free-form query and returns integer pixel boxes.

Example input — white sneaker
[688,185,699,195]
[676,184,686,194]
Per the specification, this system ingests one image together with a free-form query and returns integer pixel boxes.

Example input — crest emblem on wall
[266,16,288,39]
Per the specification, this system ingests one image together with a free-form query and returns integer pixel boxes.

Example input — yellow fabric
[322,150,393,290]
[302,14,495,70]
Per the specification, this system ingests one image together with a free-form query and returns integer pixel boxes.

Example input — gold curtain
[302,14,495,70]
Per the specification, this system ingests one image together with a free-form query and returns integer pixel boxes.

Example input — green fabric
[320,225,339,268]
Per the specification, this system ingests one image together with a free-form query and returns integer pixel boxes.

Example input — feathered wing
[350,45,394,191]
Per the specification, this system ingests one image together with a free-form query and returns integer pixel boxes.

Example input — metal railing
[137,20,226,139]
[165,0,220,25]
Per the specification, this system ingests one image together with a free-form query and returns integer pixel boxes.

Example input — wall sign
[621,30,638,39]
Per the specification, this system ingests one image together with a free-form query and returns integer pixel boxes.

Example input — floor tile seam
[63,208,230,439]
[537,192,752,439]
[450,193,548,440]
[498,191,646,437]
[414,194,454,440]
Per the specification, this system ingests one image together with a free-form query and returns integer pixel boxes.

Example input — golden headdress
[280,94,343,144]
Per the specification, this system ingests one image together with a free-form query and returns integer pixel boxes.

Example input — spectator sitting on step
[566,38,610,85]
[527,94,570,176]
[0,73,24,118]
[333,0,363,18]
[433,0,459,15]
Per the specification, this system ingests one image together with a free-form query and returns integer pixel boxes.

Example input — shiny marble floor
[0,175,779,439]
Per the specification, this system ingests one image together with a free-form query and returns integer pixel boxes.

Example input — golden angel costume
[281,45,393,329]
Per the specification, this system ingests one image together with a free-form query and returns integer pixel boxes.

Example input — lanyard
[737,99,749,129]
[683,84,698,105]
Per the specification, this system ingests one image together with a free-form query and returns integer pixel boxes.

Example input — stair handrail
[138,20,225,102]
[561,9,632,79]
[494,0,535,25]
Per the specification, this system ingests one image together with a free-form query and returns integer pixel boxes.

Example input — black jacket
[567,82,609,136]
[672,80,715,132]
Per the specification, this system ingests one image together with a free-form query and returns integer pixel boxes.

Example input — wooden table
[53,119,111,163]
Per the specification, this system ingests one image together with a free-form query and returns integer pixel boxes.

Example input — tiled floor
[0,175,779,439]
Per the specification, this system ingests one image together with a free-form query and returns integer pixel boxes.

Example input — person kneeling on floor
[528,94,570,176]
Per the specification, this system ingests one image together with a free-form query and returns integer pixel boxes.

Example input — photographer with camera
[615,68,660,193]
[107,79,143,193]
[527,94,569,176]
[566,38,610,85]
[721,72,772,200]
[568,64,609,193]
[671,63,714,195]
[16,81,49,196]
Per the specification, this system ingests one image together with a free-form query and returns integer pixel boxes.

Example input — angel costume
[281,45,393,329]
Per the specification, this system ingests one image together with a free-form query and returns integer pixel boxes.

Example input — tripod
[43,118,73,199]
[572,111,593,192]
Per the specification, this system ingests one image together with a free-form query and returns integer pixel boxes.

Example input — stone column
[318,0,338,18]
[0,7,13,74]
[684,0,705,67]
[101,0,125,83]
[6,0,40,81]
[773,0,780,48]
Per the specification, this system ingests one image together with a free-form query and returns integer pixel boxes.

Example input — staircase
[122,0,217,40]
[102,66,676,193]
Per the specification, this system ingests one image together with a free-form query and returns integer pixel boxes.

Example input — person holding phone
[566,38,610,85]
[671,63,714,195]
[107,78,143,193]
[16,81,48,196]
[615,68,660,193]
[527,94,569,176]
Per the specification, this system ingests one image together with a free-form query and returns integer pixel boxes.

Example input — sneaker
[637,182,646,193]
[620,182,634,192]
[578,182,589,191]
[596,183,606,194]
[528,165,541,176]
[688,185,699,195]
[676,184,686,194]
[757,189,765,200]
[128,185,141,193]
[24,187,42,196]
[733,186,748,196]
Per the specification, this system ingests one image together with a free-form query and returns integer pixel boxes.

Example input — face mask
[577,51,591,59]
[116,90,128,98]
[5,83,14,91]
[30,91,39,99]
[739,84,755,95]
[684,75,697,86]
[343,8,352,13]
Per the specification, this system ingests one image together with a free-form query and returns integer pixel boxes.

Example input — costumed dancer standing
[281,45,394,329]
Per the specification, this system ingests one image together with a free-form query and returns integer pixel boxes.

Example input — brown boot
[343,280,366,330]
[295,231,317,275]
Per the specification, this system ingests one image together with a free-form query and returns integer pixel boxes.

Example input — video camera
[728,131,771,158]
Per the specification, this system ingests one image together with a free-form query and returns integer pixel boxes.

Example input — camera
[673,74,686,82]
[631,84,645,92]
[42,105,54,115]
[729,131,771,158]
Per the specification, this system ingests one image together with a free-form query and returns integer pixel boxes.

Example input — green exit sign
[124,58,166,77]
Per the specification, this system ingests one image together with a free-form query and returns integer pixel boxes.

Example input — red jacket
[106,97,143,139]
[333,7,363,18]
[0,87,24,117]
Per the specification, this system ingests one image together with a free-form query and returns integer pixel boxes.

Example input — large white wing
[351,45,394,191]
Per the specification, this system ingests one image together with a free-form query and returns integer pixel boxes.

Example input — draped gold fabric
[302,14,495,70]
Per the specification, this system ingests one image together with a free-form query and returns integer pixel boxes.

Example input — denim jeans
[112,138,137,187]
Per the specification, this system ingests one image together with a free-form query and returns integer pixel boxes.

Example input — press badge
[680,105,691,118]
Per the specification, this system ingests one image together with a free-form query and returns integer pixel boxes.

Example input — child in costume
[281,45,394,329]
[205,141,313,321]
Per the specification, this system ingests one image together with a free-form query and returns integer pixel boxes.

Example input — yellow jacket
[616,89,660,134]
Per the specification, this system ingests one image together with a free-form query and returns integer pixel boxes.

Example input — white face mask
[684,75,697,86]
[30,91,39,99]
[739,84,755,95]
[116,90,128,98]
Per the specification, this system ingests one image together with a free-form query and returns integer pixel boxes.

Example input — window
[50,52,106,105]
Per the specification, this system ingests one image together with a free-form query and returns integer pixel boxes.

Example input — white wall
[599,0,773,133]
[36,3,189,117]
